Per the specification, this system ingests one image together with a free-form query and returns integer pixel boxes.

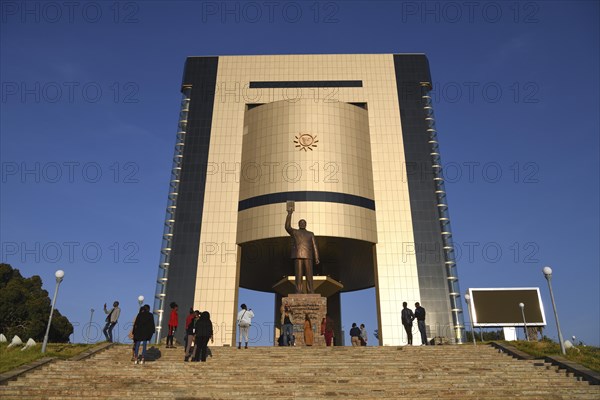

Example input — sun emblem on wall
[294,133,319,151]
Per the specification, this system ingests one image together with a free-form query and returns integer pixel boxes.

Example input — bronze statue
[285,204,320,293]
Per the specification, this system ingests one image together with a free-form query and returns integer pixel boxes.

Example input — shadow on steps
[142,347,162,362]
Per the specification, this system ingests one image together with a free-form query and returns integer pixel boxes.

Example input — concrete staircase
[1,344,598,399]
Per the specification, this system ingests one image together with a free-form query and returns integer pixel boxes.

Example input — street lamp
[138,295,144,307]
[464,293,476,345]
[543,266,566,355]
[41,270,65,353]
[519,302,529,341]
[86,308,94,344]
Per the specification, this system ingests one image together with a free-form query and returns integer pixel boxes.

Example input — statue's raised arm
[285,209,294,235]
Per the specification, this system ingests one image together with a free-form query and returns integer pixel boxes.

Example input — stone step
[1,389,598,400]
[16,371,584,381]
[14,367,593,381]
[6,380,591,390]
[8,370,587,380]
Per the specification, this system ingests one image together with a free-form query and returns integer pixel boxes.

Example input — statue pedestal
[281,294,327,347]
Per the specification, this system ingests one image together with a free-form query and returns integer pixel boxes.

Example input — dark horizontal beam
[239,191,375,212]
[249,80,363,88]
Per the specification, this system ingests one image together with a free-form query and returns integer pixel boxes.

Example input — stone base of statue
[273,276,343,347]
[281,294,327,347]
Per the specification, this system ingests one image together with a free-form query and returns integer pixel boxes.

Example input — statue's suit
[285,213,320,293]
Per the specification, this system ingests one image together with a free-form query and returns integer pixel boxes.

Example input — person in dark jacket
[193,311,214,362]
[184,310,200,362]
[350,323,361,346]
[414,302,428,345]
[183,307,195,353]
[132,304,155,364]
[401,302,415,345]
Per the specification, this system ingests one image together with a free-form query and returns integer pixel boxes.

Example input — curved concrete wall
[237,99,377,244]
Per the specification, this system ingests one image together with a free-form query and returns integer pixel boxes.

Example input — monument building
[153,54,465,346]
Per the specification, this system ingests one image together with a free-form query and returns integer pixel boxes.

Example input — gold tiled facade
[194,54,423,346]
[237,100,376,244]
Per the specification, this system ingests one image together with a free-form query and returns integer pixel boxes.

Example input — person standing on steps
[401,302,415,346]
[131,305,144,363]
[303,314,314,346]
[132,304,155,364]
[166,302,178,348]
[359,324,368,346]
[103,301,120,343]
[237,304,254,349]
[281,306,294,346]
[183,307,194,353]
[414,302,428,345]
[184,310,200,361]
[322,314,335,346]
[350,323,361,346]
[193,311,214,362]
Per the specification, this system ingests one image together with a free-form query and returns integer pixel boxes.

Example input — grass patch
[504,340,600,372]
[0,343,96,374]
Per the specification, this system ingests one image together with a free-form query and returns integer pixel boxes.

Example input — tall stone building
[154,54,465,346]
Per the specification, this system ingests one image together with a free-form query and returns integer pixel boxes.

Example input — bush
[0,264,73,342]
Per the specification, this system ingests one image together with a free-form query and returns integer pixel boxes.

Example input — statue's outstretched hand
[315,259,320,265]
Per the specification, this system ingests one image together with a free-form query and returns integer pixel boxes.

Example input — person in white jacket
[360,324,368,346]
[103,301,120,342]
[237,304,254,349]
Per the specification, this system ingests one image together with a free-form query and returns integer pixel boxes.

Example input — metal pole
[86,309,94,344]
[41,275,63,353]
[519,303,529,341]
[545,273,566,355]
[465,294,476,345]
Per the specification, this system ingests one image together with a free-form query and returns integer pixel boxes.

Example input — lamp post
[86,308,94,344]
[519,302,529,341]
[464,293,476,345]
[41,270,65,353]
[138,295,144,307]
[543,266,566,355]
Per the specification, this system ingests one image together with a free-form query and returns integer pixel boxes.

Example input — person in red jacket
[166,302,178,348]
[321,314,334,346]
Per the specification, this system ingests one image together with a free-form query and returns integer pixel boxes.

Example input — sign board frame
[468,287,547,328]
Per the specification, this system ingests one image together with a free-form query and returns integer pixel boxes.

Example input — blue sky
[1,1,598,346]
